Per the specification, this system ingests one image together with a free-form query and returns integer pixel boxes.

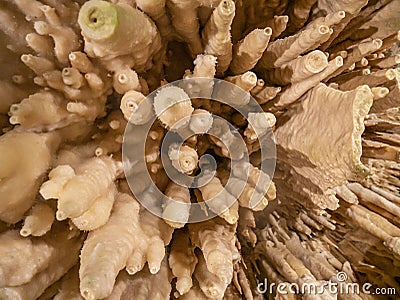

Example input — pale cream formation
[244,112,276,142]
[252,85,282,105]
[0,230,53,287]
[197,176,239,224]
[20,202,55,237]
[194,252,229,299]
[192,54,218,78]
[233,263,257,300]
[153,86,194,129]
[232,161,274,195]
[126,210,173,275]
[167,0,203,56]
[162,182,191,228]
[261,50,329,85]
[0,224,82,300]
[2,2,76,69]
[0,0,399,299]
[178,283,209,300]
[189,217,238,285]
[79,193,140,300]
[238,208,257,247]
[339,68,397,91]
[318,1,368,51]
[0,131,58,223]
[369,54,400,69]
[9,90,76,131]
[135,0,172,38]
[326,38,383,81]
[120,90,153,125]
[202,0,236,73]
[370,86,400,114]
[258,19,331,69]
[265,15,289,41]
[184,55,217,99]
[143,124,165,175]
[92,110,127,157]
[213,71,257,107]
[223,177,269,211]
[169,143,198,174]
[189,109,213,134]
[78,0,161,72]
[225,71,258,93]
[230,27,272,75]
[71,183,117,231]
[112,67,141,95]
[345,203,400,256]
[168,230,198,295]
[106,194,147,276]
[270,55,344,110]
[255,220,345,297]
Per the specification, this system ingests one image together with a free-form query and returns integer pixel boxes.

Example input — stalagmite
[78,0,161,71]
[153,86,193,129]
[162,182,191,228]
[275,84,373,209]
[20,202,55,237]
[168,144,198,175]
[338,68,397,91]
[0,131,59,223]
[268,15,289,41]
[270,55,344,110]
[197,176,239,224]
[194,252,229,299]
[189,217,238,285]
[71,183,117,231]
[79,193,140,300]
[168,230,198,295]
[120,90,153,125]
[9,90,75,131]
[260,50,329,85]
[167,0,202,56]
[230,27,272,75]
[0,225,83,300]
[258,20,332,69]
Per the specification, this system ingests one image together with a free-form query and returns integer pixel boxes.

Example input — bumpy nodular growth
[0,0,400,299]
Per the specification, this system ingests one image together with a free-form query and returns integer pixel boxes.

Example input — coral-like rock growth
[0,0,399,299]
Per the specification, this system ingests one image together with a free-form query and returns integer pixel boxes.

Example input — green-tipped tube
[78,0,159,61]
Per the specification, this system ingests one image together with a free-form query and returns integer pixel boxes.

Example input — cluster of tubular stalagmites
[0,0,400,299]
